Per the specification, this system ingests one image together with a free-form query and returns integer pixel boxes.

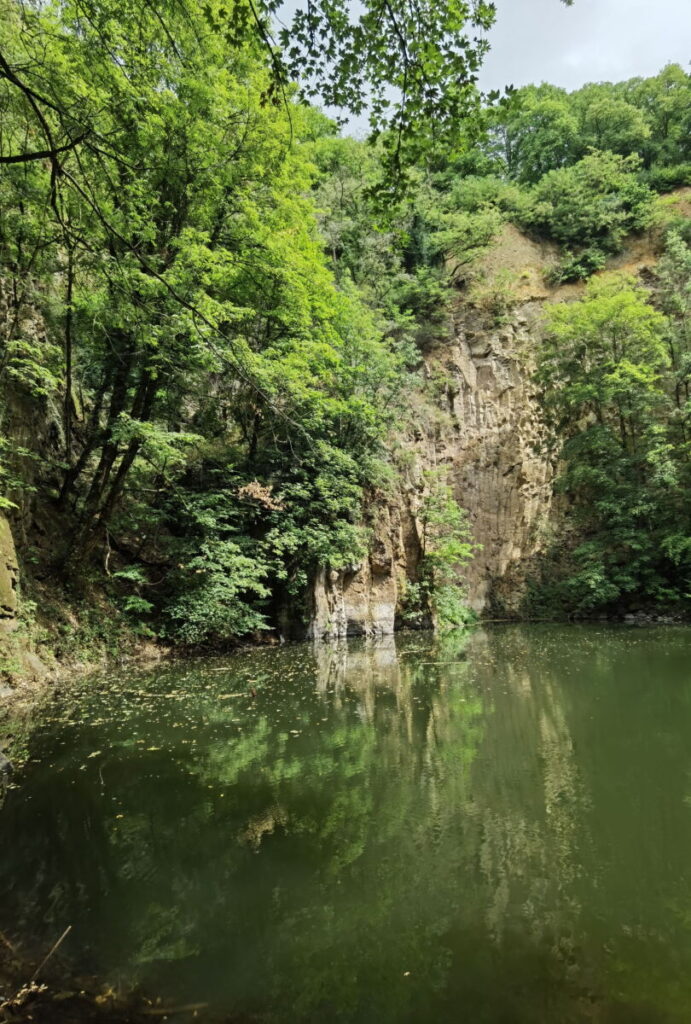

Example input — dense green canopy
[1,0,691,647]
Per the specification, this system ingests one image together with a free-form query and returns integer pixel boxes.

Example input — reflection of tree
[15,627,691,1021]
[463,629,586,955]
[558,627,691,1019]
[0,636,487,1019]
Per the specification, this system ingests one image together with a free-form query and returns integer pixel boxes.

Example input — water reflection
[2,626,691,1021]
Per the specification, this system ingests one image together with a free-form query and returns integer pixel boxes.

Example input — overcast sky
[479,0,690,93]
[312,0,691,135]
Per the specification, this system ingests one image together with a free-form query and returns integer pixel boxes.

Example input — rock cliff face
[441,300,555,614]
[0,514,19,626]
[307,502,418,639]
[310,227,559,638]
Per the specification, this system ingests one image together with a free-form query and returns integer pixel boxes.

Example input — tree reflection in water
[3,626,691,1021]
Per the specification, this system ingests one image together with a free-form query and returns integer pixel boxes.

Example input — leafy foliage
[1,0,690,643]
[276,0,497,187]
[402,471,477,629]
[526,152,654,280]
[533,256,691,615]
[0,0,424,645]
[484,65,691,187]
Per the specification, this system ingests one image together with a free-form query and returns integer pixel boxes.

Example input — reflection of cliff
[314,635,413,738]
[468,628,586,952]
[8,627,691,1019]
[265,628,589,989]
[0,628,598,1022]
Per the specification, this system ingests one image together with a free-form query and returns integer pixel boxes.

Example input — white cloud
[479,0,690,93]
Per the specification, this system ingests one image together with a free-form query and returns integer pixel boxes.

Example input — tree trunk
[64,245,74,462]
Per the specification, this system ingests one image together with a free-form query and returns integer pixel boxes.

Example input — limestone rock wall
[441,301,555,614]
[308,501,421,639]
[0,514,19,624]
[310,294,556,638]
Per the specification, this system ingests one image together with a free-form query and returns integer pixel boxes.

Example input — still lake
[2,625,691,1022]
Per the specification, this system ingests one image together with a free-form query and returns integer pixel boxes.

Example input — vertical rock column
[441,303,555,614]
[0,515,19,628]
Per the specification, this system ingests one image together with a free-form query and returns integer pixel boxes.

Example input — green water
[2,625,691,1022]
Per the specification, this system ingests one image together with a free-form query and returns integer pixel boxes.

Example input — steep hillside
[310,201,691,635]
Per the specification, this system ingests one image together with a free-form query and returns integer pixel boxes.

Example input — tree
[401,470,476,629]
[0,0,498,189]
[0,0,416,643]
[576,92,650,158]
[526,151,654,280]
[540,273,667,449]
[656,232,691,421]
[534,273,691,614]
[622,64,691,167]
[489,86,580,184]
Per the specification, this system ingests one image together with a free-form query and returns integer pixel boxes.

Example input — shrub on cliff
[525,152,655,281]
